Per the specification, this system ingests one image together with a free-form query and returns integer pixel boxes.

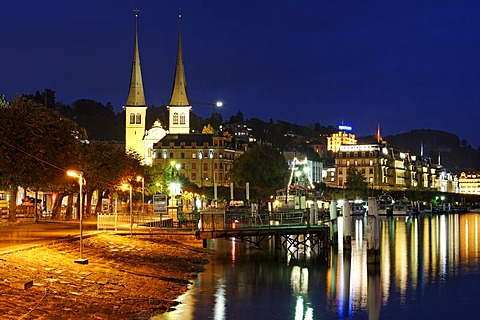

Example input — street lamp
[137,175,144,220]
[67,170,88,265]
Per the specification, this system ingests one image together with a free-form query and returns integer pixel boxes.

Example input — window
[136,113,141,124]
[192,163,197,170]
[173,112,179,124]
[192,152,197,159]
[181,153,185,159]
[129,113,135,124]
[204,163,208,171]
[191,172,196,180]
[180,112,186,124]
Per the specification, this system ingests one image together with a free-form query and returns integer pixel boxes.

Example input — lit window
[129,113,135,124]
[173,112,179,124]
[180,112,186,124]
[136,113,141,124]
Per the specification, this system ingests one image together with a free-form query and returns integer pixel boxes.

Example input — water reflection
[156,213,480,319]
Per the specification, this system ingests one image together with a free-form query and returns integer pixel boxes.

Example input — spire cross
[134,7,140,18]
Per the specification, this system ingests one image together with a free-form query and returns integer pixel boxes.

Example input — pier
[196,209,330,256]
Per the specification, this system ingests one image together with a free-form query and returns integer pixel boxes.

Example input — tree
[71,99,120,140]
[0,96,79,221]
[344,167,368,199]
[229,144,289,200]
[228,110,244,123]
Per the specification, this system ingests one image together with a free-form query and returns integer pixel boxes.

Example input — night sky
[3,1,480,147]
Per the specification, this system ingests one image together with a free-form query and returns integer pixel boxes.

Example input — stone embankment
[0,232,209,319]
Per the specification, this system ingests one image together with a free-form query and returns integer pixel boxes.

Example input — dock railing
[199,208,307,232]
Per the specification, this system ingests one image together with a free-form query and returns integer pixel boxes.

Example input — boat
[350,200,367,216]
[392,198,413,216]
[377,193,393,215]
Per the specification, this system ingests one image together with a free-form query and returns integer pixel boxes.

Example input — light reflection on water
[154,213,480,319]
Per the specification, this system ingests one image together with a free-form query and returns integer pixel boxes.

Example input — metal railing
[199,209,307,232]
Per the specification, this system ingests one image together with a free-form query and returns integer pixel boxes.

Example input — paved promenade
[0,218,209,319]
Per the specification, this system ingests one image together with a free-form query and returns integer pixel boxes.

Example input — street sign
[153,194,168,214]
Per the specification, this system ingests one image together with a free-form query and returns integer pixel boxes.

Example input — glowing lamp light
[216,101,223,107]
[170,182,181,195]
[195,198,202,209]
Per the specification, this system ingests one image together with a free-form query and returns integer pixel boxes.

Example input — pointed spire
[169,11,190,106]
[438,152,441,165]
[420,141,424,157]
[377,123,382,143]
[125,8,146,107]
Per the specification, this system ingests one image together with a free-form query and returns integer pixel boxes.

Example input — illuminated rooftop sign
[338,125,352,131]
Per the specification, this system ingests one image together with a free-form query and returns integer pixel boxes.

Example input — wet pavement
[0,218,100,254]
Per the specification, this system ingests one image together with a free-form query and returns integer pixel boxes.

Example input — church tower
[167,13,192,134]
[124,9,147,157]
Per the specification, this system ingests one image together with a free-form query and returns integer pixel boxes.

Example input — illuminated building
[153,135,239,187]
[335,142,444,191]
[458,172,480,194]
[327,125,357,153]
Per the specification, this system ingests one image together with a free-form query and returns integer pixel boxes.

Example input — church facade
[123,12,242,186]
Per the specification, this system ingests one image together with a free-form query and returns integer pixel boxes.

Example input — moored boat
[392,198,413,216]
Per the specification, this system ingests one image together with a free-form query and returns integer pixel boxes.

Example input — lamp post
[137,175,144,221]
[123,183,133,236]
[67,170,88,265]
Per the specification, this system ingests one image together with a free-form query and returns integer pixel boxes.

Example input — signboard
[153,194,168,214]
[101,199,110,213]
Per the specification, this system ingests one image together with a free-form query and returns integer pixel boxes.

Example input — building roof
[168,13,190,107]
[125,10,146,107]
[156,133,214,147]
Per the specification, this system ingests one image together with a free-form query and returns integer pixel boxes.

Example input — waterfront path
[0,219,209,319]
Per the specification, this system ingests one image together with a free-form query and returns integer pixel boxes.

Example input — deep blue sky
[3,1,480,147]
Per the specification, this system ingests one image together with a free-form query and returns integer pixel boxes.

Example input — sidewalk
[0,218,208,319]
[0,218,100,255]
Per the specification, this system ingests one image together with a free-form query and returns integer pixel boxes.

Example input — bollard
[343,201,352,250]
[367,197,380,265]
[329,200,338,246]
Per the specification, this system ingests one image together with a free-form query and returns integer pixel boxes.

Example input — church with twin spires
[123,11,241,187]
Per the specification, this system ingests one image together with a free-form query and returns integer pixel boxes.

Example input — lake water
[155,213,480,319]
